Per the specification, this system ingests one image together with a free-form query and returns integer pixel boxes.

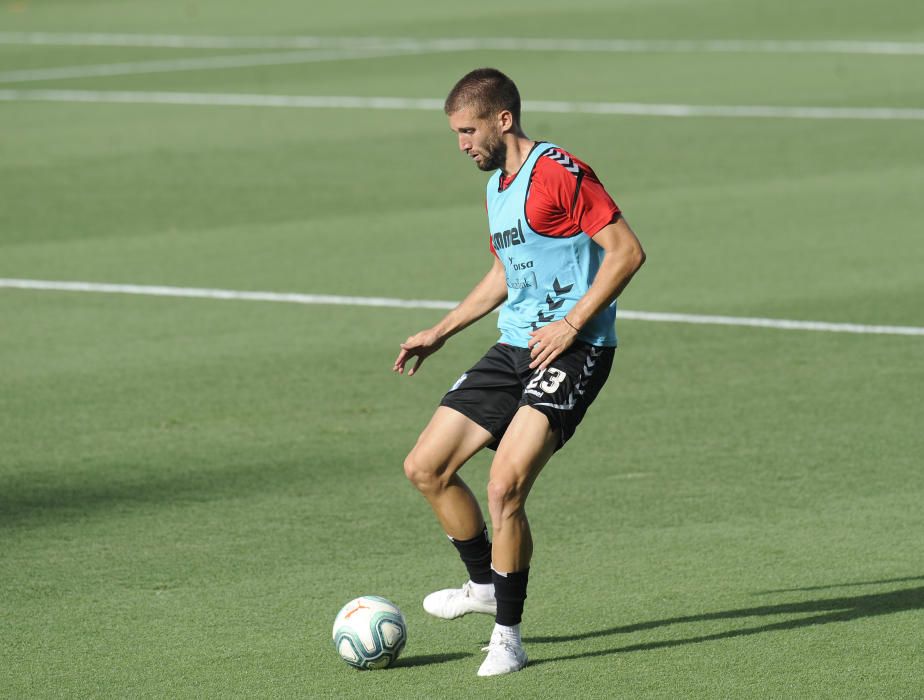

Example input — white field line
[2,278,922,337]
[2,89,923,121]
[1,32,924,56]
[0,89,439,111]
[0,47,434,84]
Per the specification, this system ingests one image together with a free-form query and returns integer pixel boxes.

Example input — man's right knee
[403,407,493,496]
[403,449,447,495]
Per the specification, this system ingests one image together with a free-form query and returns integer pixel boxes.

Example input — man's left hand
[528,319,579,370]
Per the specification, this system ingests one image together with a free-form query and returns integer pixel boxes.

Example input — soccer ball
[332,596,407,670]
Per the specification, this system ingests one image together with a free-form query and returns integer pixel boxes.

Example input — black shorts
[439,342,615,450]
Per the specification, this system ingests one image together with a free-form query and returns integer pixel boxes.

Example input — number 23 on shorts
[526,368,567,395]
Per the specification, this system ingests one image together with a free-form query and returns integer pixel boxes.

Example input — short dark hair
[444,68,521,125]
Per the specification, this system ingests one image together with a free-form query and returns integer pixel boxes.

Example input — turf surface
[2,1,923,697]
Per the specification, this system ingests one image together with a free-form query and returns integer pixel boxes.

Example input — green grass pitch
[1,1,923,697]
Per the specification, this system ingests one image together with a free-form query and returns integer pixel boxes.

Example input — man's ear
[497,110,515,134]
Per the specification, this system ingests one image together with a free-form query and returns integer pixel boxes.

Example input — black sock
[492,567,529,626]
[449,526,493,584]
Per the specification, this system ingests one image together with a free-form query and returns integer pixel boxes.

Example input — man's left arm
[527,216,646,369]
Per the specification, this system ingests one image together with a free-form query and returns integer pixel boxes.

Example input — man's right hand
[393,329,446,376]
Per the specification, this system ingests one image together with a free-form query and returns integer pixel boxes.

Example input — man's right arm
[393,256,507,376]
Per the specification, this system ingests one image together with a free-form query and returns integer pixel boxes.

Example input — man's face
[448,107,506,172]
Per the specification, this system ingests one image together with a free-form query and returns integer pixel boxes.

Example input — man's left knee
[487,471,527,517]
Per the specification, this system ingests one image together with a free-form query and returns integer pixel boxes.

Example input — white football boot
[477,624,527,677]
[422,580,496,619]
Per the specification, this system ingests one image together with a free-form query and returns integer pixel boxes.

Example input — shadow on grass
[0,455,329,529]
[394,652,472,668]
[525,579,924,665]
[754,574,924,594]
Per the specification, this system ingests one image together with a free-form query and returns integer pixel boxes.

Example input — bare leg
[488,406,558,573]
[404,406,495,540]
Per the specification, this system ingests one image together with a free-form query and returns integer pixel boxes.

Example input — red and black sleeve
[525,148,621,237]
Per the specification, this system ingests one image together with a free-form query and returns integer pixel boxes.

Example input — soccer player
[393,68,646,676]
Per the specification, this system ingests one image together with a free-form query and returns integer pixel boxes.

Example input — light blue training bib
[486,142,617,348]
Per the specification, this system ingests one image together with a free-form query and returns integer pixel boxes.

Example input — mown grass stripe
[2,32,923,55]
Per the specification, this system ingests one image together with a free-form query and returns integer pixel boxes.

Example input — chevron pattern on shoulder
[544,148,581,176]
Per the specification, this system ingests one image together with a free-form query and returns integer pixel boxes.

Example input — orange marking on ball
[344,602,369,619]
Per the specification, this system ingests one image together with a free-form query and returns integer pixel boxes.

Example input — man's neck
[501,134,535,177]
